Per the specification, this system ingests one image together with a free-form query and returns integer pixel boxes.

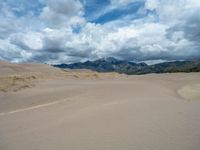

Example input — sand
[0,61,200,150]
[178,84,200,101]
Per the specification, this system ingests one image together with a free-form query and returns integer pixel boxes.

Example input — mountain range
[53,57,200,75]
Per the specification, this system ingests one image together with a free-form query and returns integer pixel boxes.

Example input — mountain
[53,58,200,74]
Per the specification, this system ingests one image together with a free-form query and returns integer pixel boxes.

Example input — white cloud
[111,0,143,6]
[10,32,43,51]
[0,0,200,63]
[145,0,159,10]
[40,0,84,27]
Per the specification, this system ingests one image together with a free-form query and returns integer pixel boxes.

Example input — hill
[54,58,200,74]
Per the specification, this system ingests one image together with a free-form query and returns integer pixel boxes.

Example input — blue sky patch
[92,1,145,24]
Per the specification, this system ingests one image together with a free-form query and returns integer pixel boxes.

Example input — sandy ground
[0,61,200,150]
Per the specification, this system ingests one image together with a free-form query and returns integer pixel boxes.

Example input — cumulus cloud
[0,0,200,63]
[10,32,43,51]
[40,0,84,27]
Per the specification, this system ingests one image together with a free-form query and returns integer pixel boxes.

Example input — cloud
[111,0,144,6]
[0,0,200,63]
[40,0,84,27]
[10,32,43,51]
[46,0,83,16]
[145,0,159,10]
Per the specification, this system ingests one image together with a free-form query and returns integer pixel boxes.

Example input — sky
[0,0,200,64]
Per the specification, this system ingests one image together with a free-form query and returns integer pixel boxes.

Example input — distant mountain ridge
[53,57,200,74]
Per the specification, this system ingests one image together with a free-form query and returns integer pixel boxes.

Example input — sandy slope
[0,61,200,150]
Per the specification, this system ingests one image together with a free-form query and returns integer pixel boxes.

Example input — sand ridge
[0,61,122,92]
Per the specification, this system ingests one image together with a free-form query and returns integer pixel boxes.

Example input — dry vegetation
[0,75,37,92]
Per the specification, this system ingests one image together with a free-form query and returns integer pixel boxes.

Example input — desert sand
[0,61,200,150]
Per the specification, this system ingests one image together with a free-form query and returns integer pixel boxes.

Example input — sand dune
[0,61,200,150]
[0,61,58,92]
[0,61,121,92]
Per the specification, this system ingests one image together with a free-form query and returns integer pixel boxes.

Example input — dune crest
[0,61,122,92]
